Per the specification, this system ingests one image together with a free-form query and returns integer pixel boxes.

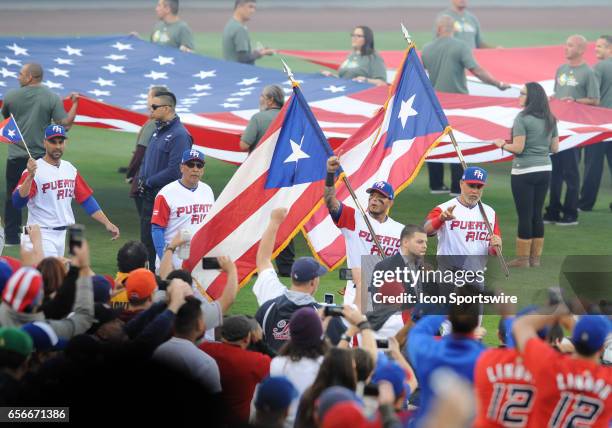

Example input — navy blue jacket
[139,115,192,189]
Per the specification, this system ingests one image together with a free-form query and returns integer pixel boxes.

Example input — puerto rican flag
[184,83,335,297]
[303,44,450,270]
[0,115,23,144]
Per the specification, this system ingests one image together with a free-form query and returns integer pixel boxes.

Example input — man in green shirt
[545,35,599,225]
[222,0,274,65]
[435,0,492,50]
[1,63,78,245]
[422,15,508,195]
[580,35,612,212]
[150,0,194,52]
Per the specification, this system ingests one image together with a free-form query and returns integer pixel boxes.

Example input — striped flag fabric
[184,83,335,298]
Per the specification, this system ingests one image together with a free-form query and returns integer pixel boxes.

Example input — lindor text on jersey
[371,266,485,288]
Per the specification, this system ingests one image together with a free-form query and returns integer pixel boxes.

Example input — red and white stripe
[2,267,43,312]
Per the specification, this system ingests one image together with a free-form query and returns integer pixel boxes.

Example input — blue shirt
[139,115,192,189]
[406,315,486,424]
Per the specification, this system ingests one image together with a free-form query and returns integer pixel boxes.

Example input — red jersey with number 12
[523,338,612,428]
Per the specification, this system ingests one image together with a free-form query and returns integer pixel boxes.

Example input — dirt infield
[1,6,608,35]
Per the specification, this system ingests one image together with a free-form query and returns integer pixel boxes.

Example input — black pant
[546,148,579,219]
[4,157,28,242]
[427,162,463,194]
[275,239,295,276]
[140,188,160,271]
[579,141,612,211]
[511,171,550,239]
[133,194,144,218]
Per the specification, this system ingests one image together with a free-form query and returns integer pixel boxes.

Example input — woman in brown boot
[494,82,559,267]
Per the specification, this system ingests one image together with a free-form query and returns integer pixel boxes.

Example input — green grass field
[1,29,611,346]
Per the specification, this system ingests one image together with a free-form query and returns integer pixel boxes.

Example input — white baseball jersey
[333,203,404,268]
[427,197,500,257]
[16,159,93,228]
[151,180,215,244]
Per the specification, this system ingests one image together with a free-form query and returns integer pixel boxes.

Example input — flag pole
[280,58,386,258]
[10,113,33,159]
[401,24,509,277]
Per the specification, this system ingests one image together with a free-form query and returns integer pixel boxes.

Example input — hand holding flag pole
[280,58,386,259]
[398,24,509,277]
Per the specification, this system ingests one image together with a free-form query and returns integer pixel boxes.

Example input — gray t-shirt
[421,37,478,94]
[553,63,600,101]
[136,120,157,148]
[435,9,483,49]
[338,52,387,82]
[222,18,252,63]
[1,85,67,159]
[151,20,194,50]
[511,114,559,172]
[242,108,280,149]
[594,58,612,109]
[153,337,221,393]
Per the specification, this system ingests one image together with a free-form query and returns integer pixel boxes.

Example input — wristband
[164,245,176,253]
[357,320,372,331]
[325,172,335,187]
[430,215,443,230]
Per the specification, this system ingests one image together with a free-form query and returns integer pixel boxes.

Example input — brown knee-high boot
[530,238,544,267]
[507,238,531,268]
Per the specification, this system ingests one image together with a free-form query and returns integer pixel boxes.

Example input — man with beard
[12,124,119,257]
[424,166,501,276]
[325,156,405,310]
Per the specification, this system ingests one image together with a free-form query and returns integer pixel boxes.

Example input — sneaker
[557,217,578,226]
[543,213,560,224]
[430,186,450,194]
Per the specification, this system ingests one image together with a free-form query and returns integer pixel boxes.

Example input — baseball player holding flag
[12,124,120,257]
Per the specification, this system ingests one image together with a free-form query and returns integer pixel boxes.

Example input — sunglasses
[151,104,170,111]
[185,161,204,169]
[350,33,365,38]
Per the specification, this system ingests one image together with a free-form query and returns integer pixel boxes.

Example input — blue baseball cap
[255,376,298,411]
[291,257,327,282]
[181,149,205,164]
[571,315,610,355]
[366,181,394,200]
[21,321,67,352]
[462,166,488,185]
[372,360,411,398]
[0,259,14,294]
[317,386,363,421]
[44,124,67,140]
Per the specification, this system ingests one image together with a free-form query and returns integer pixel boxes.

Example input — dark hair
[448,292,479,334]
[174,298,203,336]
[352,348,374,382]
[163,0,179,15]
[600,35,612,45]
[278,337,329,362]
[521,82,557,135]
[0,349,28,370]
[234,0,255,9]
[117,241,148,273]
[400,224,426,242]
[295,348,356,428]
[26,63,43,81]
[167,269,192,284]
[263,85,285,108]
[37,257,66,298]
[355,25,375,56]
[154,91,177,109]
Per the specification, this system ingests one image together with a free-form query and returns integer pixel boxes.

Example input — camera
[201,257,221,270]
[323,305,344,317]
[375,338,389,349]
[324,293,334,305]
[339,268,353,281]
[67,224,85,255]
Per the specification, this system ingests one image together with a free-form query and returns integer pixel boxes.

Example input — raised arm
[324,156,341,215]
[256,207,287,272]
